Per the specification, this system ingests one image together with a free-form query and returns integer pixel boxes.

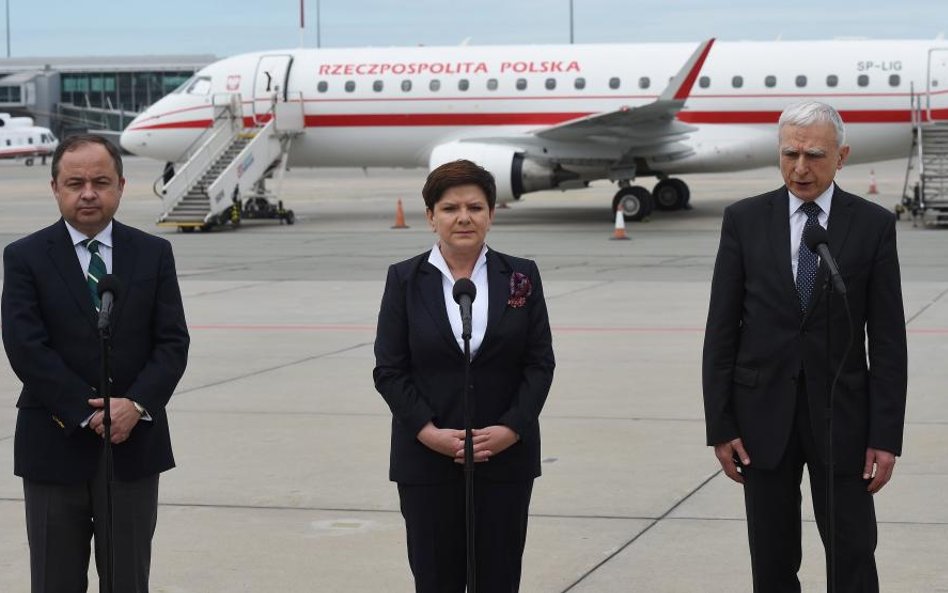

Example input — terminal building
[0,55,215,136]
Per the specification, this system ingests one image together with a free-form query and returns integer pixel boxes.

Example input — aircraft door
[253,55,294,125]
[928,48,948,121]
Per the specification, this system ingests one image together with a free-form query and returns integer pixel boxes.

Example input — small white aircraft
[0,113,59,166]
[120,38,948,221]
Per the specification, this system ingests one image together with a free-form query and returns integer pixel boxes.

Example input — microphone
[97,275,122,331]
[803,225,847,296]
[452,278,477,340]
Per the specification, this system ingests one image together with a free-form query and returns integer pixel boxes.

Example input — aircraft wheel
[653,178,690,211]
[285,210,295,225]
[612,186,653,221]
[24,158,34,167]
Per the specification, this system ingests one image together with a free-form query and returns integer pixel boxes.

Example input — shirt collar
[428,242,489,279]
[788,183,834,218]
[65,220,113,248]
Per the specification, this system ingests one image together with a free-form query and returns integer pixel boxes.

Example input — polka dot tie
[795,202,822,313]
[82,239,107,311]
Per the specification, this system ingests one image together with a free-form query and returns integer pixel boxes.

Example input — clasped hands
[417,421,519,463]
[88,397,140,444]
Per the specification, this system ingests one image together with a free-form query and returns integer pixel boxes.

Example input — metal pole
[6,0,10,58]
[299,0,304,48]
[569,0,574,44]
[316,0,321,49]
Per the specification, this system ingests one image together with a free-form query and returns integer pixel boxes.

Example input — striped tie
[82,239,107,310]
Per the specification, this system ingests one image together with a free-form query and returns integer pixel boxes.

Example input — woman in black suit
[374,159,555,593]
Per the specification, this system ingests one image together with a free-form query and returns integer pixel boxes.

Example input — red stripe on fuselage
[126,108,948,130]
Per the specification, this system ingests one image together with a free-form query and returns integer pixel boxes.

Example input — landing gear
[653,178,691,211]
[612,186,654,221]
[24,157,34,167]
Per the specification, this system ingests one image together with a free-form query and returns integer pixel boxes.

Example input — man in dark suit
[2,134,190,593]
[703,101,907,593]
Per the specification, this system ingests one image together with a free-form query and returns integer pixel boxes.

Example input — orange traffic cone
[610,206,629,240]
[868,169,879,195]
[392,199,409,229]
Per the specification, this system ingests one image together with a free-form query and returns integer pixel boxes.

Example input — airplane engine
[428,142,566,204]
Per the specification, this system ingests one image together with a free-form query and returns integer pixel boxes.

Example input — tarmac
[0,155,945,592]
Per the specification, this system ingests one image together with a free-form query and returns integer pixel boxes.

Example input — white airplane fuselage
[121,39,948,205]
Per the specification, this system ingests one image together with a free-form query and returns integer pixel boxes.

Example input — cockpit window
[181,76,212,95]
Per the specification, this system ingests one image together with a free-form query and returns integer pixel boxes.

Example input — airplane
[0,113,59,166]
[119,38,948,225]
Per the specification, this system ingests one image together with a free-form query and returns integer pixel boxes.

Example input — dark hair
[51,134,124,180]
[422,159,496,210]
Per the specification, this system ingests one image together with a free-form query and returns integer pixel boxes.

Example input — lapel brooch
[508,272,532,308]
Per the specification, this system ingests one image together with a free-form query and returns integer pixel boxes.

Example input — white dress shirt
[789,184,834,280]
[428,243,489,358]
[64,220,113,276]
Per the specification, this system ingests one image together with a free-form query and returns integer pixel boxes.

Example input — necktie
[795,202,822,313]
[82,239,107,310]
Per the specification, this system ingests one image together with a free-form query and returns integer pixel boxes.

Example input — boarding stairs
[154,92,304,230]
[902,89,948,226]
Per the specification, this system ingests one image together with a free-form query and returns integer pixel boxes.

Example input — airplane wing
[534,38,714,146]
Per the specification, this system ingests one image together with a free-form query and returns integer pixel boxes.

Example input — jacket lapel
[478,250,512,355]
[109,220,138,332]
[46,219,97,329]
[417,258,462,355]
[768,188,799,311]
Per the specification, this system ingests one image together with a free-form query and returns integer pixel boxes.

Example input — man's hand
[417,421,466,458]
[714,438,751,484]
[864,448,896,494]
[88,398,141,444]
[455,425,519,464]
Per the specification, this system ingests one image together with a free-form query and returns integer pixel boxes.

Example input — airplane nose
[120,114,148,154]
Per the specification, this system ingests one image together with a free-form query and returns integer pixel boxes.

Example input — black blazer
[702,186,907,471]
[374,248,555,484]
[2,219,190,484]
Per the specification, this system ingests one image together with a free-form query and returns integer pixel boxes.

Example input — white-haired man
[702,101,907,592]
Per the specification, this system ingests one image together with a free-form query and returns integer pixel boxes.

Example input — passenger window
[401,80,412,92]
[372,80,383,92]
[609,77,621,89]
[344,80,355,93]
[574,77,586,90]
[458,79,469,91]
[487,78,498,91]
[699,76,710,88]
[317,81,328,93]
[732,76,743,88]
[516,78,527,90]
[889,74,901,87]
[858,74,869,87]
[545,78,556,90]
[795,75,807,88]
[639,77,650,89]
[430,79,441,91]
[826,74,839,87]
[764,75,776,88]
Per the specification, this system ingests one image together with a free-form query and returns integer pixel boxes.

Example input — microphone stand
[823,276,836,593]
[462,328,476,593]
[98,314,115,593]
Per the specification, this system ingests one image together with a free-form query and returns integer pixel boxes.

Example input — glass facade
[0,85,21,103]
[59,71,191,112]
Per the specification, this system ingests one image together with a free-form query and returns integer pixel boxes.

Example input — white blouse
[427,243,490,357]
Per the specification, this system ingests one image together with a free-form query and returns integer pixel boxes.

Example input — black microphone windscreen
[97,274,122,300]
[803,224,829,251]
[452,278,476,304]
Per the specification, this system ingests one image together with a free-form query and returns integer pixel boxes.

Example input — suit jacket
[374,248,555,484]
[702,186,907,471]
[2,219,190,484]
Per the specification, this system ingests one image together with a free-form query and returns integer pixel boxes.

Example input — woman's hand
[417,421,466,458]
[454,425,519,464]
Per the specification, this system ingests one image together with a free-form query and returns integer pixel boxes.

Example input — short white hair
[778,101,846,147]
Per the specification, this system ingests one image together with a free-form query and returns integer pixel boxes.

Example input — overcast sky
[3,0,947,58]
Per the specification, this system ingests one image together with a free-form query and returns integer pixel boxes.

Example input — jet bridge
[154,92,303,231]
